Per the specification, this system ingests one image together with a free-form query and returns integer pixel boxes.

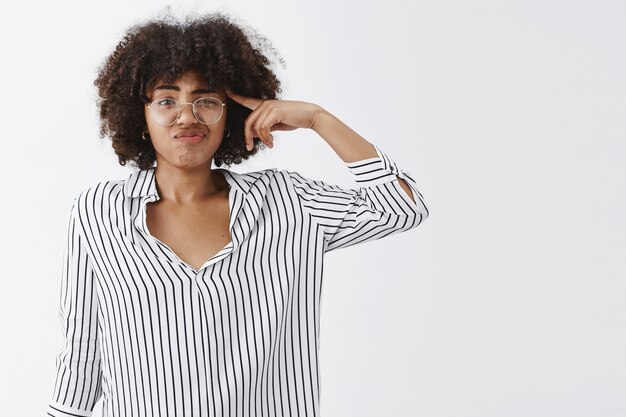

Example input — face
[144,68,228,170]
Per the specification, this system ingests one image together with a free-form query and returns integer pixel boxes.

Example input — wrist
[311,106,331,132]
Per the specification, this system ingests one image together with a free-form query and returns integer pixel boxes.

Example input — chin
[170,152,216,169]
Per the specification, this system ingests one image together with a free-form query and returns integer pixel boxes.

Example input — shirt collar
[124,167,158,198]
[123,166,246,198]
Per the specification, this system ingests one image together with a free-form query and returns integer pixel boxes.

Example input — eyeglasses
[146,97,226,126]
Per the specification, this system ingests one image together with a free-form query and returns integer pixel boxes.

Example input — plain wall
[0,0,624,416]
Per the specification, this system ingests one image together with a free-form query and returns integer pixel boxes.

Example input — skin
[143,69,232,270]
[224,89,416,203]
[144,68,230,202]
[142,68,416,271]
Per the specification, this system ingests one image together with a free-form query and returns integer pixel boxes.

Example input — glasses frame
[146,96,226,126]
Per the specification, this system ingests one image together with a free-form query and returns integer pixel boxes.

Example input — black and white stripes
[47,144,428,417]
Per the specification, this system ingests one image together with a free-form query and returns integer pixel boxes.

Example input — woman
[46,11,429,417]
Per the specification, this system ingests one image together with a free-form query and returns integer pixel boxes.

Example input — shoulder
[222,167,283,193]
[71,178,125,215]
[238,167,280,183]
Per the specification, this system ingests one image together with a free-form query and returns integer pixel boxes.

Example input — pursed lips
[174,129,205,138]
[173,129,206,142]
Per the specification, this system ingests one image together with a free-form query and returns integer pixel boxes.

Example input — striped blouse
[46,144,429,417]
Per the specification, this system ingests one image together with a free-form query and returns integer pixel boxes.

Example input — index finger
[225,89,263,111]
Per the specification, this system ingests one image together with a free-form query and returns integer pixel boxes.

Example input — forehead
[149,70,222,94]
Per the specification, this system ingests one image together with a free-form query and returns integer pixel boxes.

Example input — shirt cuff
[345,144,403,187]
[47,401,95,417]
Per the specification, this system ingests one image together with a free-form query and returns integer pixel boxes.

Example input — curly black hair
[94,10,286,170]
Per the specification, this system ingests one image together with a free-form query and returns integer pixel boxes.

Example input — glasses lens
[193,98,223,125]
[151,99,179,126]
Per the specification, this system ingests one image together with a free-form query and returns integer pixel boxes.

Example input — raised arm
[225,89,421,205]
[310,108,417,203]
[285,143,428,253]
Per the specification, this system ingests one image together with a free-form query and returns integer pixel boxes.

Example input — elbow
[408,195,429,229]
[394,175,428,223]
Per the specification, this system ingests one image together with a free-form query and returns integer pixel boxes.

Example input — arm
[223,90,425,204]
[311,108,417,203]
[222,90,429,251]
[286,142,429,253]
[47,200,102,417]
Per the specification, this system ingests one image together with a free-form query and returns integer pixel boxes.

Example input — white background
[0,0,624,416]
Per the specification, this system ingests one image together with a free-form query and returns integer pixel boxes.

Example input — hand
[225,89,324,151]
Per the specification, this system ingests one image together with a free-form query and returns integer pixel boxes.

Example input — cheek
[144,109,166,136]
[208,116,227,135]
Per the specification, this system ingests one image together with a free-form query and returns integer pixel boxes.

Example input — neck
[153,160,227,204]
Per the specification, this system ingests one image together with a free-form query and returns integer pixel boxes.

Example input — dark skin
[145,195,231,271]
[143,69,232,270]
[143,69,416,271]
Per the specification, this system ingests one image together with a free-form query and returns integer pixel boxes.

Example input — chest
[145,197,231,271]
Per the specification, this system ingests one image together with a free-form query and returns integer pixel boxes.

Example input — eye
[196,98,219,106]
[156,98,177,106]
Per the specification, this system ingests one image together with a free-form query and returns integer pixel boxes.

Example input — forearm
[311,107,416,203]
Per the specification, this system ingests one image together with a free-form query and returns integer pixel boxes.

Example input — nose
[177,102,199,125]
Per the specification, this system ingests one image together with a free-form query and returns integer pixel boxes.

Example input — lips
[174,129,205,138]
[175,135,204,144]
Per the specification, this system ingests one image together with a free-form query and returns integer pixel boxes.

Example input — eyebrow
[153,85,218,95]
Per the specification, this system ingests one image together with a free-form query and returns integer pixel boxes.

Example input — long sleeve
[47,199,103,417]
[286,144,429,252]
